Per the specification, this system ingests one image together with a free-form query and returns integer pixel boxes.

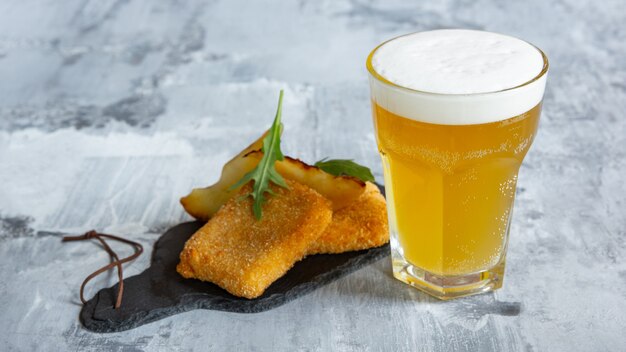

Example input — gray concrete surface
[0,0,625,351]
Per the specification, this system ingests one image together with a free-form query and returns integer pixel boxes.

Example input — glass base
[391,249,505,300]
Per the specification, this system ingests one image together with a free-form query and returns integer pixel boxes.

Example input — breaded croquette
[308,182,389,255]
[177,179,332,299]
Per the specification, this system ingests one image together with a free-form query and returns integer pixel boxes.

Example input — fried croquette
[177,179,332,299]
[308,182,389,255]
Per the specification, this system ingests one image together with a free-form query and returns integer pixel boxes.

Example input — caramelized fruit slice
[180,132,266,221]
[245,151,365,211]
[181,147,366,221]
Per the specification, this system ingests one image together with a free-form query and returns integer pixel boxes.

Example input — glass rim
[366,30,549,97]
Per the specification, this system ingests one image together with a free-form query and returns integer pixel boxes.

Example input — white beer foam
[369,30,547,125]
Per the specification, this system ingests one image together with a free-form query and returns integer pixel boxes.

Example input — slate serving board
[80,187,390,333]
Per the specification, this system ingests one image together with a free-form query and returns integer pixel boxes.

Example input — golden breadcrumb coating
[308,182,389,255]
[177,179,332,299]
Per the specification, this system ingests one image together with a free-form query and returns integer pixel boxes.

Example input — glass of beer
[367,29,548,299]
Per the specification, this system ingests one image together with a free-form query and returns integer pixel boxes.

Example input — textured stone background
[0,0,624,351]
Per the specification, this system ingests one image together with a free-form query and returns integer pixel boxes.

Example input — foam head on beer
[368,29,547,125]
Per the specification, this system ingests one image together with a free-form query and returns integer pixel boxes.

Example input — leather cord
[62,230,143,309]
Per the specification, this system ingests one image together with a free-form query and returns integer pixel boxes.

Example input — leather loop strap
[62,230,143,309]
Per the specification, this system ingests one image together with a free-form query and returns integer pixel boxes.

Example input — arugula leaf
[314,158,375,183]
[231,90,289,219]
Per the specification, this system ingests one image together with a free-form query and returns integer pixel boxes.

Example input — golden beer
[368,30,548,299]
[376,102,540,275]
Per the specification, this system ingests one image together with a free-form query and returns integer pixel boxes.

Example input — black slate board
[81,186,390,332]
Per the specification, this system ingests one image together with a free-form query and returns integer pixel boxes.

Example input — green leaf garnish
[230,90,289,219]
[314,158,375,183]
